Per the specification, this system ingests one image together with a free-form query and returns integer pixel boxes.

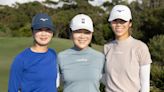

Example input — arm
[140,64,151,92]
[56,71,60,88]
[100,55,106,85]
[100,74,106,85]
[8,57,23,92]
[56,54,64,87]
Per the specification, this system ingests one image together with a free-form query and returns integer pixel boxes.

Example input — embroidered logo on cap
[81,18,85,23]
[117,10,124,12]
[40,18,48,21]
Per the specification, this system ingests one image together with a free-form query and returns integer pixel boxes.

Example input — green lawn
[0,37,103,92]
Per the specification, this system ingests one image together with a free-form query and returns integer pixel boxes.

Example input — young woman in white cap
[104,5,152,92]
[58,14,105,92]
[8,13,59,92]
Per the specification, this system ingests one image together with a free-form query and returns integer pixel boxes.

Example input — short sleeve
[137,42,152,65]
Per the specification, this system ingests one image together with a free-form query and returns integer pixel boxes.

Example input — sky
[0,0,136,7]
[0,0,59,6]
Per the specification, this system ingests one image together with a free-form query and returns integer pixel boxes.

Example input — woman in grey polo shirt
[104,5,152,92]
[58,14,105,92]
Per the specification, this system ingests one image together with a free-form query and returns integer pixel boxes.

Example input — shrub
[148,35,164,64]
[150,64,164,90]
[148,35,164,91]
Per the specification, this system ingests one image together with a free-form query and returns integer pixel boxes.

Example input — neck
[116,34,130,41]
[74,45,89,51]
[31,44,48,53]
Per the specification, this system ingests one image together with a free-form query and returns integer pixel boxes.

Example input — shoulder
[12,48,30,64]
[104,40,115,54]
[132,38,152,65]
[104,40,116,50]
[89,47,105,58]
[58,48,72,57]
[57,48,73,65]
[48,48,57,55]
[15,48,30,59]
[132,38,148,50]
[104,40,115,47]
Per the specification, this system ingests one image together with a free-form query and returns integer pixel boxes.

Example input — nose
[115,20,122,25]
[40,31,47,35]
[79,33,85,39]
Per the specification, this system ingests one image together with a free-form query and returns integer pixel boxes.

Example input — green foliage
[148,35,164,63]
[151,64,164,90]
[102,24,113,41]
[139,7,164,42]
[16,23,32,37]
[0,0,163,44]
[52,10,75,38]
[149,35,164,91]
[93,29,105,45]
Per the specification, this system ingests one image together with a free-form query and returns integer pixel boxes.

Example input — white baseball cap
[70,14,94,32]
[108,5,132,22]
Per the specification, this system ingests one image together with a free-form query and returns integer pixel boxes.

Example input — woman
[104,5,152,92]
[58,14,105,92]
[8,13,58,92]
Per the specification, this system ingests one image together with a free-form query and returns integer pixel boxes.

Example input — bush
[150,64,164,90]
[148,35,164,64]
[148,35,164,91]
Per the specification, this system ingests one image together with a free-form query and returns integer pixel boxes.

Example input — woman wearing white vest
[104,5,152,92]
[58,14,105,92]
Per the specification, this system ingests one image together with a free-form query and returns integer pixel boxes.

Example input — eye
[45,29,53,33]
[112,19,127,24]
[72,29,92,34]
[84,31,91,34]
[73,30,82,33]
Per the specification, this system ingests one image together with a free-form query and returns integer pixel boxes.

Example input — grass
[0,37,103,92]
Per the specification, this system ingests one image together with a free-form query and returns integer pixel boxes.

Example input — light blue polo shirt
[58,47,105,92]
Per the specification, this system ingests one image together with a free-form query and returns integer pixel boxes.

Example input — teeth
[40,38,47,40]
[79,40,85,41]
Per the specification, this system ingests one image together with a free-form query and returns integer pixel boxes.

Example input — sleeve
[56,64,60,88]
[100,54,106,85]
[140,64,151,92]
[100,74,106,85]
[137,43,152,65]
[51,49,60,88]
[57,54,64,86]
[8,56,23,92]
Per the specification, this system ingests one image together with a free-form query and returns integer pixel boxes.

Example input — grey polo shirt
[58,47,105,92]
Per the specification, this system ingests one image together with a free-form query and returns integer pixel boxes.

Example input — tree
[140,7,164,42]
[148,35,164,64]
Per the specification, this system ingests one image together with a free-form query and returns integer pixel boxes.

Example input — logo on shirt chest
[114,51,123,54]
[76,58,88,62]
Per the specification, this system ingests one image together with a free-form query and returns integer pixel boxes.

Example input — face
[111,19,132,40]
[33,28,53,46]
[72,29,92,50]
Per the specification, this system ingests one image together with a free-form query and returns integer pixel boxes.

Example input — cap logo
[81,18,85,23]
[40,18,48,21]
[117,10,124,12]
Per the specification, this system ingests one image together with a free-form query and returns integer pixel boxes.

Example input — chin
[79,46,88,49]
[38,43,49,46]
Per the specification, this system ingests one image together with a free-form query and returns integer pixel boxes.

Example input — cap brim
[32,24,54,31]
[109,17,130,22]
[71,25,93,32]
